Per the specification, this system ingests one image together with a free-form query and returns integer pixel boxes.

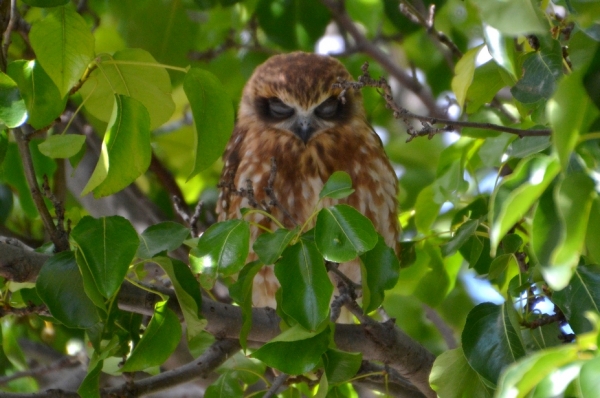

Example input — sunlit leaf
[184,68,234,178]
[37,135,86,159]
[466,61,507,114]
[319,171,354,200]
[430,347,494,398]
[579,356,600,398]
[81,95,151,198]
[511,42,562,104]
[71,215,139,298]
[137,222,190,259]
[36,251,101,329]
[462,302,526,384]
[190,219,250,288]
[315,204,378,263]
[79,48,175,130]
[120,300,182,372]
[275,236,332,331]
[414,185,441,233]
[483,25,518,81]
[442,219,479,257]
[452,45,482,108]
[7,60,66,129]
[29,5,95,97]
[251,324,330,375]
[0,72,27,128]
[472,0,547,36]
[323,349,362,385]
[205,370,244,398]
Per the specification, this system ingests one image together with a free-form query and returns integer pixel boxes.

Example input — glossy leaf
[82,95,151,198]
[251,324,330,375]
[77,360,103,398]
[430,347,494,398]
[29,6,95,97]
[548,70,600,170]
[191,219,250,288]
[495,345,579,398]
[544,173,596,289]
[183,68,234,178]
[7,60,66,129]
[71,215,139,298]
[462,302,526,384]
[79,48,174,130]
[75,249,107,313]
[483,25,518,80]
[36,251,100,329]
[511,44,562,104]
[120,300,182,372]
[154,257,205,343]
[275,236,332,331]
[229,261,264,350]
[489,155,560,254]
[0,72,27,128]
[137,221,190,259]
[452,45,482,108]
[466,61,507,114]
[442,219,479,257]
[472,0,547,35]
[319,171,354,200]
[360,235,400,313]
[253,227,297,265]
[323,349,362,385]
[315,204,378,263]
[553,265,600,334]
[37,135,86,159]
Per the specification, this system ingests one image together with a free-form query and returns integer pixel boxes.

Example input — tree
[0,0,599,396]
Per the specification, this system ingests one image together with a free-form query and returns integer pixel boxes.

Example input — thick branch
[0,239,49,282]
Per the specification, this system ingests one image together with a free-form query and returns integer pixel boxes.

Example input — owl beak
[291,116,315,143]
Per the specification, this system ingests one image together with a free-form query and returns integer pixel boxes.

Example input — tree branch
[335,63,552,140]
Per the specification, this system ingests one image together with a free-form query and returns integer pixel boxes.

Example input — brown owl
[218,52,399,308]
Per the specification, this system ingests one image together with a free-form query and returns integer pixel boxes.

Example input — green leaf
[120,300,182,372]
[23,0,69,6]
[71,215,139,298]
[275,236,333,331]
[414,185,441,233]
[542,173,596,289]
[183,68,234,179]
[548,70,600,170]
[553,265,600,334]
[79,48,175,130]
[430,347,494,398]
[229,261,264,350]
[472,0,547,36]
[7,60,67,129]
[77,360,102,398]
[483,25,518,81]
[319,171,354,200]
[452,45,482,109]
[442,219,479,257]
[466,61,507,114]
[462,302,526,384]
[496,345,580,398]
[36,251,100,329]
[360,235,400,313]
[507,136,551,159]
[255,0,330,50]
[205,370,244,398]
[489,155,560,254]
[29,5,95,97]
[190,219,250,289]
[488,254,518,280]
[154,257,205,343]
[137,222,190,259]
[580,356,600,398]
[0,72,27,128]
[315,204,378,263]
[413,242,451,306]
[251,324,330,375]
[586,198,600,264]
[511,43,563,104]
[81,94,151,198]
[75,249,107,313]
[323,349,362,385]
[253,227,298,265]
[37,135,86,159]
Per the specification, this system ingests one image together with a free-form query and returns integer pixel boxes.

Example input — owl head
[238,52,365,144]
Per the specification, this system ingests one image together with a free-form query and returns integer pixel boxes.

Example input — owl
[218,52,399,308]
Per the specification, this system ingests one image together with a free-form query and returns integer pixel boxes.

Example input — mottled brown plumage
[218,52,399,307]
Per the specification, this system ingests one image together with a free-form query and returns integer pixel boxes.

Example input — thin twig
[263,372,289,398]
[189,200,204,238]
[422,304,457,349]
[335,63,552,140]
[1,0,16,72]
[42,175,69,240]
[0,356,80,385]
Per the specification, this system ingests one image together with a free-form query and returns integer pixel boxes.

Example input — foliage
[0,0,599,397]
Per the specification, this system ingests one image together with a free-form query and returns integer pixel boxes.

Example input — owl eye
[314,97,340,119]
[268,98,295,119]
